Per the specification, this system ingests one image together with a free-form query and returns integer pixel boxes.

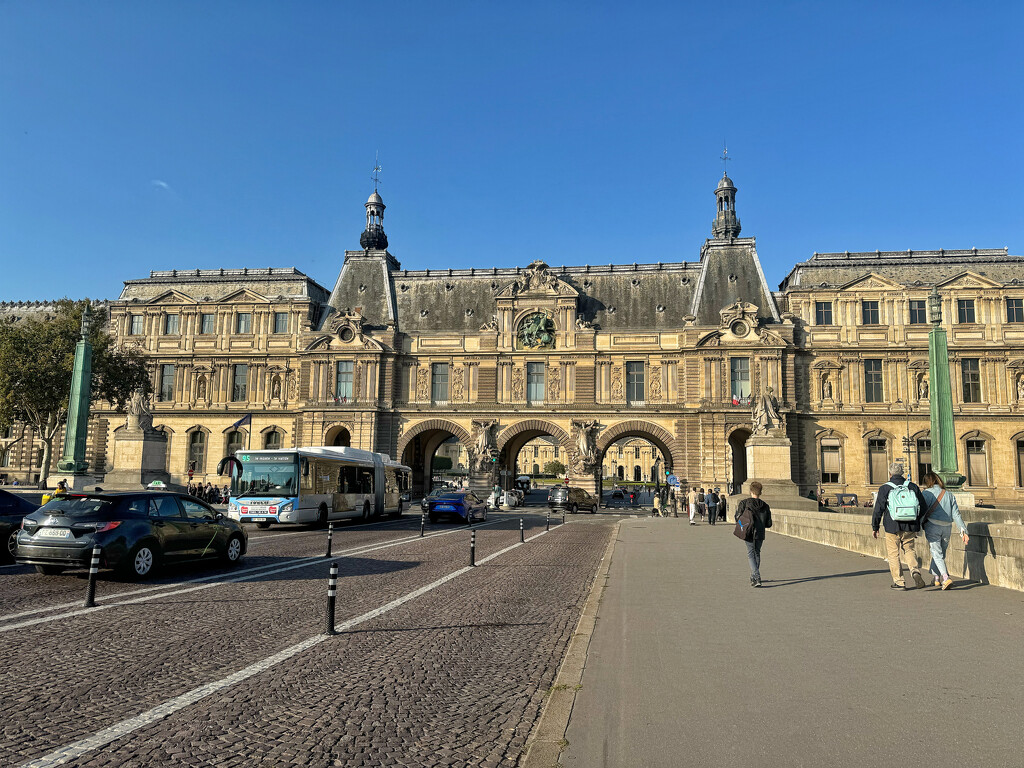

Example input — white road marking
[14,521,559,768]
[0,520,507,633]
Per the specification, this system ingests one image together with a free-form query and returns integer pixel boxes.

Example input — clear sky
[1,1,1021,301]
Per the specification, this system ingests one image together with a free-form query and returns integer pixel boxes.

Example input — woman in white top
[920,472,969,590]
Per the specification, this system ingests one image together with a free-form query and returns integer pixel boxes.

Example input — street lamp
[894,397,913,471]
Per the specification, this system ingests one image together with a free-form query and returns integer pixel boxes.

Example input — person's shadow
[759,568,887,587]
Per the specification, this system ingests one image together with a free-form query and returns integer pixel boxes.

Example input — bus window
[385,466,397,493]
[358,468,374,494]
[340,465,358,494]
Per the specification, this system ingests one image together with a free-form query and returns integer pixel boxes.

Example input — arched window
[1016,438,1024,487]
[532,463,539,476]
[634,465,642,482]
[617,465,624,480]
[188,431,206,473]
[226,431,245,457]
[264,430,282,450]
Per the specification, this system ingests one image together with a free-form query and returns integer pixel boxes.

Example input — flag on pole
[231,413,252,429]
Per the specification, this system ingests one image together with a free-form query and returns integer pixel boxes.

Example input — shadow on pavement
[759,568,888,587]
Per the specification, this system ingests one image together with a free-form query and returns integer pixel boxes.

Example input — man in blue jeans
[736,481,773,586]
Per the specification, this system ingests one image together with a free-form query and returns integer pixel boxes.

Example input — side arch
[596,419,683,470]
[397,418,472,461]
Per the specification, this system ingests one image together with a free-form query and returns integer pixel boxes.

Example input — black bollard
[546,510,550,531]
[520,517,525,543]
[324,521,334,558]
[420,509,426,537]
[83,544,101,608]
[562,510,566,525]
[470,530,476,567]
[325,562,339,635]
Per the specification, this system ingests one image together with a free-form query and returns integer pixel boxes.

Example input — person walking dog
[871,462,929,590]
[920,472,969,590]
[734,481,772,586]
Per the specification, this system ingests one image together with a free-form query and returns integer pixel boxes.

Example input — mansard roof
[117,267,330,303]
[780,248,1021,291]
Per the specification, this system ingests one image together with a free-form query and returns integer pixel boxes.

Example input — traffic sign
[667,474,680,487]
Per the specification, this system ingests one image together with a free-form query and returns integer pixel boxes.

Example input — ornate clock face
[517,312,556,349]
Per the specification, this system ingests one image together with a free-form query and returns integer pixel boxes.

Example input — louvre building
[2,173,1023,505]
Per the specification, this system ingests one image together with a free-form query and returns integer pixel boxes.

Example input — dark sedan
[428,491,487,524]
[601,487,641,509]
[548,486,598,514]
[15,492,247,579]
[1,489,39,563]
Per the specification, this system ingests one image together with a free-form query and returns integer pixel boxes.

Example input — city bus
[227,447,410,529]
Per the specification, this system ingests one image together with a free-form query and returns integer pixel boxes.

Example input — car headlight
[278,502,294,513]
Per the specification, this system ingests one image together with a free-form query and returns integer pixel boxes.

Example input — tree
[0,300,151,487]
[432,455,453,472]
[543,460,566,477]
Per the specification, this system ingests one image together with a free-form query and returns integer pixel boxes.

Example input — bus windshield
[237,461,298,497]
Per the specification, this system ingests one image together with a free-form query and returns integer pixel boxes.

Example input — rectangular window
[158,364,175,402]
[625,362,645,404]
[200,313,215,335]
[1007,298,1024,323]
[864,359,883,403]
[431,363,449,403]
[861,300,880,325]
[730,358,751,403]
[231,364,248,402]
[129,315,144,335]
[909,300,928,325]
[335,361,353,401]
[273,312,289,334]
[526,362,545,403]
[814,301,833,326]
[966,440,988,486]
[917,439,932,485]
[1017,440,1024,487]
[164,314,179,335]
[961,358,982,403]
[957,299,975,323]
[236,313,252,334]
[820,439,841,484]
[868,438,888,484]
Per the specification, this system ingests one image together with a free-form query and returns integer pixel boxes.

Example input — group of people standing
[685,486,727,525]
[187,481,230,505]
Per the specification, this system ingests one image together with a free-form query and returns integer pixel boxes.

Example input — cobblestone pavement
[0,506,615,767]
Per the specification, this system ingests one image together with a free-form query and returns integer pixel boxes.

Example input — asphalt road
[561,518,1024,768]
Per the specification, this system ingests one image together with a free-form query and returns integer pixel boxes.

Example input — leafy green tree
[0,300,151,486]
[432,455,453,472]
[543,460,566,477]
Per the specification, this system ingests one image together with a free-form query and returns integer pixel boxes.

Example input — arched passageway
[398,420,472,497]
[495,420,573,492]
[729,428,751,494]
[324,425,351,447]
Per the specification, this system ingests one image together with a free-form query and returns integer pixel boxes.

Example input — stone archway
[595,420,682,474]
[495,419,574,495]
[398,419,473,497]
[323,424,351,447]
[728,427,751,494]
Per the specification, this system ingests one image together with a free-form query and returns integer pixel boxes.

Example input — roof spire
[720,143,731,177]
[371,150,382,192]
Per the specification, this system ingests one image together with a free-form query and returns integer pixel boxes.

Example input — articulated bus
[227,447,411,529]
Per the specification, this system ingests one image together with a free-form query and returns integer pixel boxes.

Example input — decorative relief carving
[649,365,662,402]
[451,365,465,401]
[611,366,623,400]
[415,367,429,401]
[548,365,560,401]
[511,366,525,401]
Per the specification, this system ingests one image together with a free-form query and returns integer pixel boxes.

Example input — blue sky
[1,1,1021,301]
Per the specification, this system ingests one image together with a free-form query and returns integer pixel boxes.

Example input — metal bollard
[520,518,525,543]
[546,510,550,531]
[420,510,426,537]
[324,521,334,558]
[83,544,101,608]
[325,562,339,635]
[562,510,566,525]
[470,530,476,567]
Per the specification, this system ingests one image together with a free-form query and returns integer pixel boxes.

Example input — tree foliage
[0,300,151,484]
[431,455,453,472]
[543,460,567,477]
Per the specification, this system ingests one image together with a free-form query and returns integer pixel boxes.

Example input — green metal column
[57,305,93,474]
[926,287,964,488]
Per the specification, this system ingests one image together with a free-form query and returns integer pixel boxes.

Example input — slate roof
[117,267,330,303]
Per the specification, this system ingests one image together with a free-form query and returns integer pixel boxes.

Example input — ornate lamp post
[927,286,965,488]
[55,305,94,486]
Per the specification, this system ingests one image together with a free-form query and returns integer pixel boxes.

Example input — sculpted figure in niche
[196,375,207,401]
[271,375,282,400]
[752,386,784,435]
[1018,374,1024,401]
[919,375,929,399]
[822,377,832,400]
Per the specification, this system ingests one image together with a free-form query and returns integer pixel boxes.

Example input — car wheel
[35,565,66,575]
[125,542,159,580]
[317,505,329,528]
[255,521,272,530]
[591,504,598,514]
[571,504,579,515]
[222,534,244,565]
[6,529,19,562]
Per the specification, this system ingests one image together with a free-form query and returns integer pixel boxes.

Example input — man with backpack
[734,481,772,586]
[871,461,929,590]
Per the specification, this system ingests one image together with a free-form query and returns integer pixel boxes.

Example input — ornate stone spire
[712,173,741,240]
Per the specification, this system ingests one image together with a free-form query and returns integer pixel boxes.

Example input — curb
[519,520,622,767]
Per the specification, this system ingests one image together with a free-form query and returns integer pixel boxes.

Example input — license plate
[435,505,455,511]
[39,528,72,539]
[252,517,268,522]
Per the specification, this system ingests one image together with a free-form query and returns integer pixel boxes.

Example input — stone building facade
[2,173,1022,504]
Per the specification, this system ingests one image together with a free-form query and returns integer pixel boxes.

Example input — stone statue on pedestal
[751,386,784,435]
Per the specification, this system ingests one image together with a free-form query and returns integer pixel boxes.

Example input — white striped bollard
[324,521,334,558]
[562,510,566,525]
[420,510,426,537]
[520,517,525,543]
[325,562,338,635]
[470,529,476,567]
[546,510,550,531]
[83,544,101,608]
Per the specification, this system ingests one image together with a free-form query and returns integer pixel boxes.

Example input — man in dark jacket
[736,481,772,586]
[871,462,928,590]
[705,489,717,525]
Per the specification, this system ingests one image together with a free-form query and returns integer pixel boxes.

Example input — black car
[0,489,39,563]
[548,486,598,514]
[601,487,641,508]
[15,492,247,579]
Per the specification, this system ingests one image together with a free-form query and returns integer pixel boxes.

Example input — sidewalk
[557,519,1024,768]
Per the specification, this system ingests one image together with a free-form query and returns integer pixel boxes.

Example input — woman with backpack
[921,472,969,590]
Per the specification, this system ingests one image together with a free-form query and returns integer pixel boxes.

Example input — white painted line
[0,520,506,633]
[15,519,554,768]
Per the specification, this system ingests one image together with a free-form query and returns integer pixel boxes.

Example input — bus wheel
[317,505,328,527]
[362,502,370,522]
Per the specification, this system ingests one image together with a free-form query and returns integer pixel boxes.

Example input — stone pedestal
[103,429,170,490]
[951,490,977,511]
[743,433,798,495]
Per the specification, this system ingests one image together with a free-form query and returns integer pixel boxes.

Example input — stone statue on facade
[919,375,929,400]
[1017,374,1024,401]
[196,375,208,402]
[822,377,832,400]
[575,315,594,330]
[470,419,500,471]
[572,419,601,472]
[751,386,784,435]
[125,388,153,433]
[479,315,499,332]
[271,375,282,400]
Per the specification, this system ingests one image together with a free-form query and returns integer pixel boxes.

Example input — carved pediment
[1007,359,1024,370]
[219,288,271,303]
[146,290,198,305]
[937,271,1003,290]
[812,359,843,370]
[719,300,760,330]
[839,273,904,291]
[696,331,722,347]
[495,260,579,299]
[907,358,930,370]
[814,427,847,440]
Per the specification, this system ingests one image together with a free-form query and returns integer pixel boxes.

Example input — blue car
[428,491,487,524]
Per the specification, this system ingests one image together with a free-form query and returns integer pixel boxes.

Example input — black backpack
[733,499,755,541]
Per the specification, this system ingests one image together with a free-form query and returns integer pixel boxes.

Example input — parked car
[428,491,488,524]
[0,489,39,563]
[548,486,598,514]
[601,488,640,508]
[15,492,247,579]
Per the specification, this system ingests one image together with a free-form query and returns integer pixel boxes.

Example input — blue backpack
[885,480,920,522]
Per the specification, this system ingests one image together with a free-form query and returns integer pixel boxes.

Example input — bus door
[373,456,385,515]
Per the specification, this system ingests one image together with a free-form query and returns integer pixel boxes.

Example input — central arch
[398,419,473,497]
[595,420,682,473]
[496,419,574,493]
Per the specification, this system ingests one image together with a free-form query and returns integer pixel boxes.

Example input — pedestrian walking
[653,491,663,517]
[704,488,717,525]
[734,481,772,586]
[687,486,697,525]
[871,461,929,590]
[696,488,706,522]
[920,472,969,590]
[716,488,728,522]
